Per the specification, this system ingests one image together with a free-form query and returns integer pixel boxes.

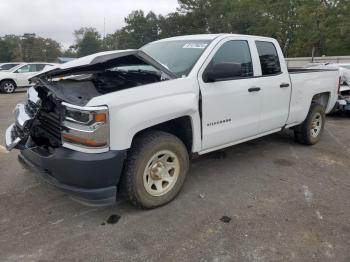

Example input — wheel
[294,103,325,145]
[0,80,16,94]
[121,131,189,209]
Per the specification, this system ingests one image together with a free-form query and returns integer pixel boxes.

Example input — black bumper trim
[18,146,127,206]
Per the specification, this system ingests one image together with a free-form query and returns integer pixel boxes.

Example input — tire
[294,103,325,145]
[121,131,189,209]
[0,80,16,94]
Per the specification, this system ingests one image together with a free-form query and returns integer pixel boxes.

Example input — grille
[25,100,39,116]
[37,110,62,142]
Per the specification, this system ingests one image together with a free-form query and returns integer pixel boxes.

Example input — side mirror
[204,63,242,82]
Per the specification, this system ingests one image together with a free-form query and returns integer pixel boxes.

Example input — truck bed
[287,68,339,125]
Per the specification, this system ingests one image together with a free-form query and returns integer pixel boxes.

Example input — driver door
[199,38,263,151]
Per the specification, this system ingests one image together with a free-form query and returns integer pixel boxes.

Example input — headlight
[62,105,109,150]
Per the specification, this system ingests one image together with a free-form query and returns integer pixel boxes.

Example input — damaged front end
[5,86,49,150]
[4,49,174,205]
[6,84,110,153]
[6,49,175,152]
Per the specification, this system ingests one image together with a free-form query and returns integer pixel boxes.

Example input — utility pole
[103,17,106,49]
[103,17,106,39]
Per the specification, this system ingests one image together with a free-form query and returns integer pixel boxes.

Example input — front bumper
[19,145,126,206]
[337,97,350,112]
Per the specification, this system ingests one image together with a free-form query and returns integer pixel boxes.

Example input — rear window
[35,64,47,71]
[256,41,281,76]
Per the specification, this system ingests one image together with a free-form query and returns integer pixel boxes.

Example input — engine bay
[38,68,168,106]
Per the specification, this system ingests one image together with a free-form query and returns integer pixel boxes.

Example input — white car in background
[0,62,57,94]
[0,63,24,71]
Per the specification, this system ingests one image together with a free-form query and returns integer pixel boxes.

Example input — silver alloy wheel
[143,150,180,197]
[310,112,322,138]
[3,82,15,93]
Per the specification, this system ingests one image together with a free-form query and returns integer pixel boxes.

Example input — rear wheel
[294,103,325,145]
[0,80,16,94]
[121,131,189,209]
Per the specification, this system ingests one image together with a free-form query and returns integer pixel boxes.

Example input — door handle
[248,87,261,92]
[280,83,290,88]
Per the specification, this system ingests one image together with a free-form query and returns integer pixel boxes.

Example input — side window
[16,64,37,73]
[211,40,253,77]
[16,65,28,73]
[35,64,46,72]
[255,41,281,75]
[0,64,18,70]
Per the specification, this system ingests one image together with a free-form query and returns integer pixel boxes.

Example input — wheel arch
[0,78,17,87]
[108,92,202,153]
[0,79,17,93]
[131,116,195,153]
[311,92,330,109]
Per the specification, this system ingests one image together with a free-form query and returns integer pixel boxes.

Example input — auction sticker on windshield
[183,43,208,49]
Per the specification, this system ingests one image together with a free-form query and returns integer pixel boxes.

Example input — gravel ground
[0,90,349,262]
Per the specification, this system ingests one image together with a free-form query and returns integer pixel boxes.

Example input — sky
[0,0,179,49]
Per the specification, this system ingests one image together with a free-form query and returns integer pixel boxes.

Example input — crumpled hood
[30,49,177,81]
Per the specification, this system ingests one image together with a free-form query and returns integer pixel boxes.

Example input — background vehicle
[0,62,57,94]
[0,63,24,71]
[306,63,350,113]
[6,34,339,208]
[306,62,350,86]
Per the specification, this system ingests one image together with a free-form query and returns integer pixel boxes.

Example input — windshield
[141,40,211,76]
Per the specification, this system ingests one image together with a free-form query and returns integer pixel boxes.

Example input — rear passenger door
[254,41,291,132]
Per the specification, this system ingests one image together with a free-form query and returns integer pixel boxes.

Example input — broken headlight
[62,104,109,151]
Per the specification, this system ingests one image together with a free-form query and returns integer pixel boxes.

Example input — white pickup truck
[5,34,339,208]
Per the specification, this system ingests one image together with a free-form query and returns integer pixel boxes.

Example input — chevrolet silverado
[5,34,340,208]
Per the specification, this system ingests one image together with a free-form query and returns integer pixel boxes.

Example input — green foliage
[103,0,349,57]
[1,0,349,61]
[175,0,350,57]
[0,35,22,62]
[61,46,78,58]
[73,27,102,57]
[0,34,61,63]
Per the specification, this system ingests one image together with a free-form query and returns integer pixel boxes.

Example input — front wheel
[0,80,16,94]
[294,103,325,145]
[121,131,189,209]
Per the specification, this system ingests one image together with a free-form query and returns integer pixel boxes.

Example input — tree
[116,10,160,49]
[73,27,102,57]
[288,0,350,57]
[0,35,22,62]
[2,1,350,60]
[0,34,61,62]
[61,46,78,58]
[20,34,61,62]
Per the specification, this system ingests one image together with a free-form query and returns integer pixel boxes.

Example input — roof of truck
[154,33,275,42]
